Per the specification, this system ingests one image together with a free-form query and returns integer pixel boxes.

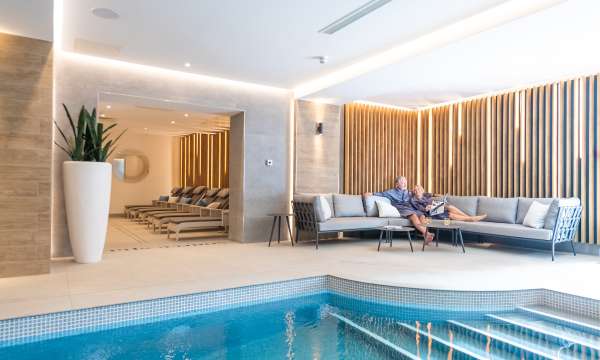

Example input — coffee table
[422,221,465,253]
[377,225,415,252]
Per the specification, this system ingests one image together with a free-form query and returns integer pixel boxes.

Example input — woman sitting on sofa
[410,185,487,223]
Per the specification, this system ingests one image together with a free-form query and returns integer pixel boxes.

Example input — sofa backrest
[332,194,366,217]
[446,196,478,216]
[477,197,519,223]
[293,193,333,222]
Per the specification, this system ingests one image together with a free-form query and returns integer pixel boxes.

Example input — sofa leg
[570,240,577,256]
[315,232,319,250]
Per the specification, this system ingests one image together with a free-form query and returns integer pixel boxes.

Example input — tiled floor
[105,217,228,251]
[0,221,599,320]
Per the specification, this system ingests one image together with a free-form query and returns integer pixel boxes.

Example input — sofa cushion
[318,217,387,232]
[516,197,554,224]
[477,197,518,223]
[364,195,390,217]
[315,195,332,222]
[447,196,478,216]
[456,221,553,240]
[523,201,551,229]
[333,194,366,217]
[544,197,581,230]
[376,200,401,217]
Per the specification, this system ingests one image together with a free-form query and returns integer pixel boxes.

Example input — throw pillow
[167,196,178,203]
[523,201,551,229]
[364,195,390,217]
[376,201,401,218]
[315,195,332,221]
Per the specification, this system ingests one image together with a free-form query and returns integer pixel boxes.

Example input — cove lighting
[294,0,564,98]
[353,100,413,111]
[56,52,289,95]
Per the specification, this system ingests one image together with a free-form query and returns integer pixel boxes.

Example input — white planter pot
[63,161,112,263]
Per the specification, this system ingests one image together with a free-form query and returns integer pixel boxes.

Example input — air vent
[318,0,392,34]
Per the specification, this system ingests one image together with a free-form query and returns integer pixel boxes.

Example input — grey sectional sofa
[292,193,581,260]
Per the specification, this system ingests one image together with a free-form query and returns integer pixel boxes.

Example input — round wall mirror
[112,150,150,182]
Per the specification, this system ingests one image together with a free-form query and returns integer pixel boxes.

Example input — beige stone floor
[0,221,599,320]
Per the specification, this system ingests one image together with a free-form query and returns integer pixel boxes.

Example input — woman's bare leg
[446,205,470,217]
[448,212,487,222]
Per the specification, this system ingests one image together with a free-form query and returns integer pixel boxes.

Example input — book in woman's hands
[429,194,448,216]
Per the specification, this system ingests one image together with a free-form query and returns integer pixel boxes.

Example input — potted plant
[55,104,126,263]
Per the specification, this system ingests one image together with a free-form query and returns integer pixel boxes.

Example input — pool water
[1,292,598,359]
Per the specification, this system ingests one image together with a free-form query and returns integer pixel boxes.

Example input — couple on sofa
[366,176,486,244]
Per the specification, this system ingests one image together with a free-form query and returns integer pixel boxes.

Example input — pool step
[517,305,600,335]
[448,320,581,360]
[330,312,477,359]
[329,312,419,359]
[487,313,600,354]
[397,322,489,360]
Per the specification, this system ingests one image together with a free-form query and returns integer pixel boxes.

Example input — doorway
[97,92,244,251]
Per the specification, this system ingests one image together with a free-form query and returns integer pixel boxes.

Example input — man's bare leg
[408,214,434,243]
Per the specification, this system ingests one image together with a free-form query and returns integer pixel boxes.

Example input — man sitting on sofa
[365,176,434,244]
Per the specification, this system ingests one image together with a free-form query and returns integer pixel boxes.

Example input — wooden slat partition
[343,73,600,244]
[343,103,418,194]
[179,131,229,188]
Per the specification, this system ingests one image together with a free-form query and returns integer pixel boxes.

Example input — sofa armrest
[292,201,318,233]
[551,205,582,244]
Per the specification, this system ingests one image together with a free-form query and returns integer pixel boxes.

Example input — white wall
[109,132,173,214]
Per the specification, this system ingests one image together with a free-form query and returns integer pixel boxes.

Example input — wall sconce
[316,122,323,135]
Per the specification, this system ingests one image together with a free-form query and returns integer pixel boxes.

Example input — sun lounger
[147,188,229,231]
[166,208,229,241]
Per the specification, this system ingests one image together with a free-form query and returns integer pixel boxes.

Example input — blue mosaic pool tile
[1,275,599,348]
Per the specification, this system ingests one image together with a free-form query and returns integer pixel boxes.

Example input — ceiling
[0,0,53,41]
[60,0,508,88]
[2,0,599,108]
[98,93,233,136]
[306,0,600,108]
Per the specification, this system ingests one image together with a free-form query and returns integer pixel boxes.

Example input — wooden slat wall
[343,103,418,194]
[343,74,600,244]
[179,131,229,188]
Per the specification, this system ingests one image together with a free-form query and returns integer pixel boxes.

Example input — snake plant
[54,104,126,162]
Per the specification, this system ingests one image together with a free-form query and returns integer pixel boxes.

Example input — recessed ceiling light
[184,62,191,68]
[144,127,148,131]
[106,105,111,109]
[170,120,176,124]
[91,8,120,20]
[184,113,189,117]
